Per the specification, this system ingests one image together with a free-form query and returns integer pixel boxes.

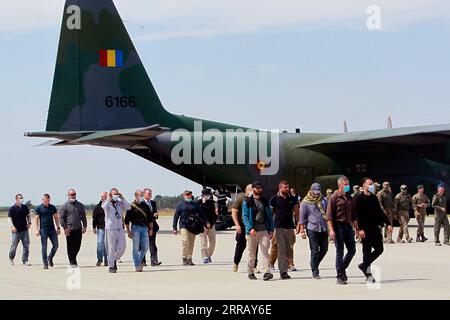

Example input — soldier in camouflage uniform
[377,182,395,244]
[412,185,430,242]
[373,182,381,195]
[394,185,413,243]
[431,184,449,246]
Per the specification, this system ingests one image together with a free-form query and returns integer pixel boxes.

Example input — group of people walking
[7,176,449,284]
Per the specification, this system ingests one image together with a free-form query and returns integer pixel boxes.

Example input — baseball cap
[252,181,263,188]
[183,190,193,196]
[310,183,321,195]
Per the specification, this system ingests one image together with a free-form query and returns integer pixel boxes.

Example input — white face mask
[112,195,121,202]
[368,184,375,194]
[247,192,253,197]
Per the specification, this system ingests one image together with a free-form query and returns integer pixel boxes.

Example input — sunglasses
[69,193,77,196]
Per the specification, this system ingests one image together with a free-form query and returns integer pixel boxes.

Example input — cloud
[2,0,450,38]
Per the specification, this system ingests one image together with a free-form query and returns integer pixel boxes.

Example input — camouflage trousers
[397,211,411,241]
[434,213,449,244]
[383,209,394,241]
[414,211,426,237]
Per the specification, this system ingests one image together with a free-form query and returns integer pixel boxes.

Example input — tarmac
[0,216,449,300]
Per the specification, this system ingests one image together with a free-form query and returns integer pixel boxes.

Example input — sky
[1,0,450,206]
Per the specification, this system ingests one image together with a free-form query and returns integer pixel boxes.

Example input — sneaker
[288,266,298,272]
[151,261,162,267]
[422,236,428,242]
[108,267,116,273]
[435,242,442,246]
[207,257,212,263]
[263,272,274,281]
[203,258,209,264]
[43,265,49,270]
[280,272,291,280]
[23,261,31,266]
[416,236,422,242]
[336,277,347,285]
[96,260,102,267]
[9,259,14,266]
[69,264,78,268]
[313,274,321,279]
[366,275,376,283]
[48,258,54,267]
[253,267,261,274]
[248,273,257,280]
[232,263,238,272]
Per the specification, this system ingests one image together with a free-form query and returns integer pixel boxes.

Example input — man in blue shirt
[35,194,61,269]
[8,194,32,266]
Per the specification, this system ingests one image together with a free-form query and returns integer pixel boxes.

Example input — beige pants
[199,226,216,258]
[397,211,411,241]
[181,228,196,260]
[246,231,271,274]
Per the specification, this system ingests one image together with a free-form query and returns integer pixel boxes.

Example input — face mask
[247,192,253,197]
[69,197,76,203]
[343,185,350,193]
[368,185,375,194]
[185,198,192,203]
[112,195,121,202]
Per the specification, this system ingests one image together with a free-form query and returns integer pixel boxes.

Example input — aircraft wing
[294,123,450,148]
[25,124,170,149]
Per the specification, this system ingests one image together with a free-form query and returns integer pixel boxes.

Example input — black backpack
[186,211,205,235]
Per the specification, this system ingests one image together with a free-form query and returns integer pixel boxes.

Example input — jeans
[132,225,149,267]
[66,229,82,265]
[40,228,59,266]
[307,229,329,276]
[334,223,356,278]
[361,229,384,272]
[96,228,107,262]
[9,230,30,263]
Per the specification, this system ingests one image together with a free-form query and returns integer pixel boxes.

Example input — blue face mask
[343,185,350,193]
[185,198,192,203]
[368,185,375,194]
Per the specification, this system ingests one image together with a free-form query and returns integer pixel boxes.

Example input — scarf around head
[302,191,326,217]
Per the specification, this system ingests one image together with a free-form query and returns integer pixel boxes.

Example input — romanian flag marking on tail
[99,50,123,67]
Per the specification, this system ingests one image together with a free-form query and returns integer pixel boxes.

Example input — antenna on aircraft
[387,116,393,129]
[343,121,348,133]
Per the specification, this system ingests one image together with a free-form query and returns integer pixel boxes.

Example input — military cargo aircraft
[26,0,450,198]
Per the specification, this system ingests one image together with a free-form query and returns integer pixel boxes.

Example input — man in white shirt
[102,188,131,273]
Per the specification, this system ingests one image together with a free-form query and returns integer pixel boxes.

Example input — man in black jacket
[353,177,392,283]
[93,192,108,267]
[173,190,209,266]
[142,188,161,266]
[197,188,218,264]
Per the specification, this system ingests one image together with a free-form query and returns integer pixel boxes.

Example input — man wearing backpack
[243,181,275,281]
[173,190,209,266]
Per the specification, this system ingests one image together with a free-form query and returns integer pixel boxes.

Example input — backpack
[186,210,205,235]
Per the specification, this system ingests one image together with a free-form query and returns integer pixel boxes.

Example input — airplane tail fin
[47,0,175,132]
